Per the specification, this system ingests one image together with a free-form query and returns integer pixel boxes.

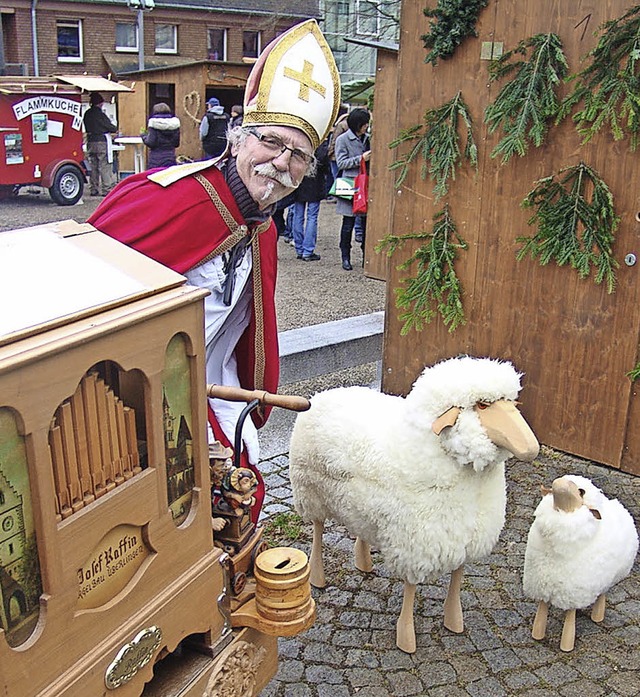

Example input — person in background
[83,92,118,197]
[291,137,330,261]
[326,105,348,201]
[230,105,244,129]
[88,19,340,523]
[141,102,181,169]
[334,108,371,271]
[200,97,230,158]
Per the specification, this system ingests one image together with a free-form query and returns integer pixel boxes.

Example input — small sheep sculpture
[289,355,539,653]
[523,474,638,652]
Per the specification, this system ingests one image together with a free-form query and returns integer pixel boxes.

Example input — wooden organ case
[0,221,291,696]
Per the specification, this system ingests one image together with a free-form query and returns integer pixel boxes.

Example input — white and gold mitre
[242,19,341,150]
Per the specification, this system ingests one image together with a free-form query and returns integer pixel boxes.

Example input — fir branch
[559,4,640,149]
[517,162,620,292]
[376,205,467,334]
[389,91,477,199]
[628,362,640,381]
[484,33,569,163]
[422,0,489,66]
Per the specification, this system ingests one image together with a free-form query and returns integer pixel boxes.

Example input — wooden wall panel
[381,0,640,471]
[366,48,398,281]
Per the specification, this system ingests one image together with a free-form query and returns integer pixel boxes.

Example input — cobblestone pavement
[258,447,640,697]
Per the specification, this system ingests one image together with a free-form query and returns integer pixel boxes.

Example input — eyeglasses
[247,128,315,167]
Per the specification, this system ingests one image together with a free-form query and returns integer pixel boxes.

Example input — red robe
[88,164,279,520]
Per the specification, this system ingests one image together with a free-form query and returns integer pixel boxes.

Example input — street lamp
[127,0,155,72]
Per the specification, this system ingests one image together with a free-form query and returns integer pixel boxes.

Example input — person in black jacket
[141,102,181,169]
[83,92,118,196]
[291,138,330,261]
[199,97,230,158]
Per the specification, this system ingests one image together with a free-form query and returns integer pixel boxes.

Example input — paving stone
[467,676,506,696]
[535,662,580,687]
[317,685,351,697]
[345,667,385,688]
[344,648,380,668]
[558,679,606,697]
[386,670,423,696]
[283,685,313,697]
[302,643,345,664]
[416,660,457,687]
[503,669,541,690]
[332,628,373,647]
[305,664,345,684]
[276,660,305,682]
[482,646,523,672]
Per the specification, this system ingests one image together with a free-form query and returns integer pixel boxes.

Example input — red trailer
[0,76,131,205]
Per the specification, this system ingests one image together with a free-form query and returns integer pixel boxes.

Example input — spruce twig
[422,0,489,66]
[517,162,620,292]
[389,91,477,199]
[376,205,467,334]
[559,4,640,149]
[628,363,640,381]
[485,33,569,163]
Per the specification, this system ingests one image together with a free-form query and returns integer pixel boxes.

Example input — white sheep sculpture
[523,474,638,652]
[289,355,539,653]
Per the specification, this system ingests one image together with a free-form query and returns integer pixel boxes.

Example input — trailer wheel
[49,165,84,206]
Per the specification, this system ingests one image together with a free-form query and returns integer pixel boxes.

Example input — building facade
[0,0,320,77]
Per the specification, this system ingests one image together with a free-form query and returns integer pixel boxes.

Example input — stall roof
[0,76,133,96]
[55,75,134,93]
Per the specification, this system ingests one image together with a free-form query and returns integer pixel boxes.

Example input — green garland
[559,4,640,149]
[485,33,569,163]
[389,91,477,199]
[376,205,467,334]
[517,162,619,292]
[422,0,489,65]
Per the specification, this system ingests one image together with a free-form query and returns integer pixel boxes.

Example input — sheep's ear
[540,484,552,497]
[588,507,602,520]
[432,407,461,435]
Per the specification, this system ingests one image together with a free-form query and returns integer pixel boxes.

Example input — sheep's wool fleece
[289,356,523,585]
[523,475,639,610]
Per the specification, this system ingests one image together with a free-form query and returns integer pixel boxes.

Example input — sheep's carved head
[541,477,602,519]
[432,400,539,462]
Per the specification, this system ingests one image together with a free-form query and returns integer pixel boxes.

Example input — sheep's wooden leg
[560,608,576,652]
[531,600,548,640]
[354,536,373,573]
[396,581,417,654]
[591,593,606,623]
[309,520,326,588]
[443,565,464,633]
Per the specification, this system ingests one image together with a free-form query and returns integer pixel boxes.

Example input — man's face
[233,125,313,210]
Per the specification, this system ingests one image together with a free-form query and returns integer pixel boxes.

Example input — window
[208,28,227,61]
[57,20,83,62]
[356,0,380,37]
[155,24,177,54]
[243,31,261,59]
[116,22,138,52]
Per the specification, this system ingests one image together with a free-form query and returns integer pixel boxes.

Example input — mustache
[253,162,297,188]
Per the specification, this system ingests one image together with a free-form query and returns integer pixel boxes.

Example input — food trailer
[0,76,131,205]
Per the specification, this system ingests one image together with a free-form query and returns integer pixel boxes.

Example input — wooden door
[380,0,640,473]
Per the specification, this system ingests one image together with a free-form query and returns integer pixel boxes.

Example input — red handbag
[352,157,369,215]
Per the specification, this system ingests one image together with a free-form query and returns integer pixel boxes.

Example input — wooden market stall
[370,1,640,475]
[114,61,251,172]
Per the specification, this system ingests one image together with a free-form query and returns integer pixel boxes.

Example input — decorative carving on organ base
[202,640,266,697]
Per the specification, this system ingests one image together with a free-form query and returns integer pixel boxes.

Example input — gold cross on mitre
[283,60,326,102]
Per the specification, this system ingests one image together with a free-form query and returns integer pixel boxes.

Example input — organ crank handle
[206,384,311,412]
